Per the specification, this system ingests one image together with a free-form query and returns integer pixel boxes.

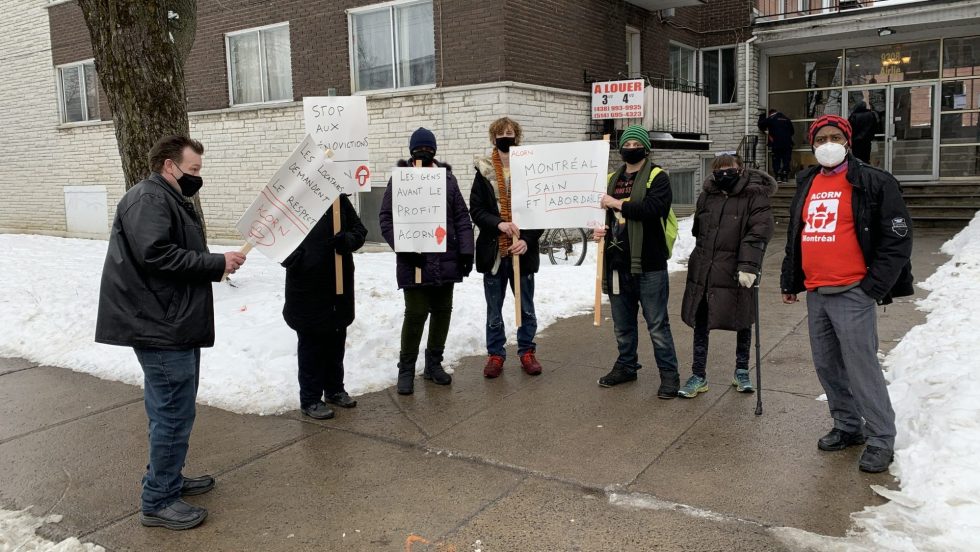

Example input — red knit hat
[808,115,852,145]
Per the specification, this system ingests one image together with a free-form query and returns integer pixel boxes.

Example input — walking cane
[754,279,763,416]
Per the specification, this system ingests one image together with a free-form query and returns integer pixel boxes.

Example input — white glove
[738,271,757,288]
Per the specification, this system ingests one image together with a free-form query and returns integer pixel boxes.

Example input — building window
[349,1,435,93]
[57,60,99,124]
[226,23,293,106]
[626,27,641,78]
[702,47,737,104]
[669,43,697,86]
[670,170,697,205]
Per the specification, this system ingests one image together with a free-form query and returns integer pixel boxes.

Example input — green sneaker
[732,369,754,393]
[678,375,708,398]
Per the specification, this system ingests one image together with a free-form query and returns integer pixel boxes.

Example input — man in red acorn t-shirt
[780,115,913,474]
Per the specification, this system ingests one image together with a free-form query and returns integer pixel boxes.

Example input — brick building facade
[1,0,757,241]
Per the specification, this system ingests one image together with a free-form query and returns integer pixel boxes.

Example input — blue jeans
[483,256,537,358]
[607,270,679,379]
[133,347,200,513]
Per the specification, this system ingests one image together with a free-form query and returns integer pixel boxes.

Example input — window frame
[347,0,436,95]
[626,26,641,78]
[224,21,293,107]
[669,41,698,87]
[700,45,739,106]
[55,58,99,124]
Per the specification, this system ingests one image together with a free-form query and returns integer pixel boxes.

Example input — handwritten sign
[510,140,610,230]
[234,134,346,263]
[591,79,644,120]
[303,96,371,192]
[392,167,447,253]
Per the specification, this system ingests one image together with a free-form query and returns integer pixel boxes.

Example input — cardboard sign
[303,96,371,192]
[235,134,347,263]
[510,140,610,230]
[591,79,644,120]
[392,167,447,253]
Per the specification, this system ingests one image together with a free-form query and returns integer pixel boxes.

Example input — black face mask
[410,150,436,166]
[620,147,647,165]
[712,169,741,191]
[173,163,203,197]
[495,137,516,153]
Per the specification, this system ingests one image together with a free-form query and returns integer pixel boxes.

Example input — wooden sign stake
[594,133,611,327]
[414,159,423,284]
[220,242,253,283]
[513,231,522,327]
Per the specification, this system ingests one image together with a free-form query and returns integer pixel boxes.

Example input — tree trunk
[77,0,207,235]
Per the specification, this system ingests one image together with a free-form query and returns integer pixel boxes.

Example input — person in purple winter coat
[379,128,475,395]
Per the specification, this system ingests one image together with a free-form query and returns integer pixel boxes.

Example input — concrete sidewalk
[0,229,954,551]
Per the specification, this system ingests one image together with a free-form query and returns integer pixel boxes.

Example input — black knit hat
[409,127,437,153]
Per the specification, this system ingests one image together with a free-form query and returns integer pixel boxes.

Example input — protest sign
[303,96,371,192]
[591,79,644,120]
[391,166,448,253]
[235,134,346,263]
[510,140,610,230]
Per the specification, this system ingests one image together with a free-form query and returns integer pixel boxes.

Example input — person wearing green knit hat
[592,124,680,398]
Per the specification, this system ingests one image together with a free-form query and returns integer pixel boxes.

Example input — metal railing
[737,135,761,169]
[584,71,709,143]
[754,0,929,23]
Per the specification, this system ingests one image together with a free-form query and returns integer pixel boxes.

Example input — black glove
[458,252,474,277]
[331,231,359,255]
[398,252,426,269]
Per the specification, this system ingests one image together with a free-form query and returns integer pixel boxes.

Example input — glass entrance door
[887,84,938,179]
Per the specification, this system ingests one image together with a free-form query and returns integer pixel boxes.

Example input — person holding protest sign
[677,153,775,399]
[593,125,680,399]
[281,194,367,420]
[379,127,475,395]
[470,117,544,378]
[96,135,240,530]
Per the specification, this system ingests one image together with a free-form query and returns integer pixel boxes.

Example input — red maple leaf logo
[435,225,447,245]
[815,203,828,213]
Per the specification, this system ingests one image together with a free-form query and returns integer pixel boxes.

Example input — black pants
[852,141,872,163]
[771,147,792,177]
[296,327,347,407]
[692,296,751,378]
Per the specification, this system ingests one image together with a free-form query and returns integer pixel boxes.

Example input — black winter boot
[397,362,415,395]
[423,349,452,385]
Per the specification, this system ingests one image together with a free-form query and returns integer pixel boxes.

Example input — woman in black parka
[282,194,367,419]
[678,154,775,398]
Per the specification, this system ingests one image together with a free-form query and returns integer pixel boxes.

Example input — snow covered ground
[772,214,980,551]
[0,509,103,552]
[0,218,694,416]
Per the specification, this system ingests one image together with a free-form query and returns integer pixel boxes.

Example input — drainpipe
[744,35,759,138]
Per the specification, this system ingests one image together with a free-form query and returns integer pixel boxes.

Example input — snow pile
[0,509,103,552]
[0,218,693,415]
[773,214,980,551]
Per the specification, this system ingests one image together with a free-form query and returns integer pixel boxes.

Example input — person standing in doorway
[379,127,475,395]
[781,115,913,473]
[470,117,544,378]
[592,125,681,399]
[758,109,795,183]
[848,101,879,164]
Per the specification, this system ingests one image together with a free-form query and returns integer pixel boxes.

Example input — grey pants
[806,288,896,450]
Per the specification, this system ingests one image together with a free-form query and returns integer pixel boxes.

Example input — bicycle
[541,228,590,266]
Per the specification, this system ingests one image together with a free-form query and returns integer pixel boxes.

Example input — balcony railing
[585,71,708,146]
[754,0,929,23]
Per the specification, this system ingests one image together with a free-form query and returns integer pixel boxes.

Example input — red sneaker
[483,355,505,378]
[520,350,542,376]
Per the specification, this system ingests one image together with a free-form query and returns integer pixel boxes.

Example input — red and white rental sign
[591,79,644,120]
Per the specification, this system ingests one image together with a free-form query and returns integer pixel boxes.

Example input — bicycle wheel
[546,228,588,266]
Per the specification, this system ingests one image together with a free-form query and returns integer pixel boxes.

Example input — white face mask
[814,142,848,168]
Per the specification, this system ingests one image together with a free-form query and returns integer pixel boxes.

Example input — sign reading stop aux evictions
[392,167,448,253]
[303,96,371,192]
[591,79,645,120]
[235,134,347,263]
[510,140,610,230]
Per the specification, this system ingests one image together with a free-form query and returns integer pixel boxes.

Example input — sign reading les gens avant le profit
[591,79,645,120]
[392,166,448,253]
[235,134,348,263]
[510,140,610,230]
[303,96,371,192]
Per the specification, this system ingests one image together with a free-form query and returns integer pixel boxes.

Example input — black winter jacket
[848,102,879,144]
[780,156,914,305]
[95,174,226,350]
[469,155,543,275]
[758,111,795,149]
[282,194,367,332]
